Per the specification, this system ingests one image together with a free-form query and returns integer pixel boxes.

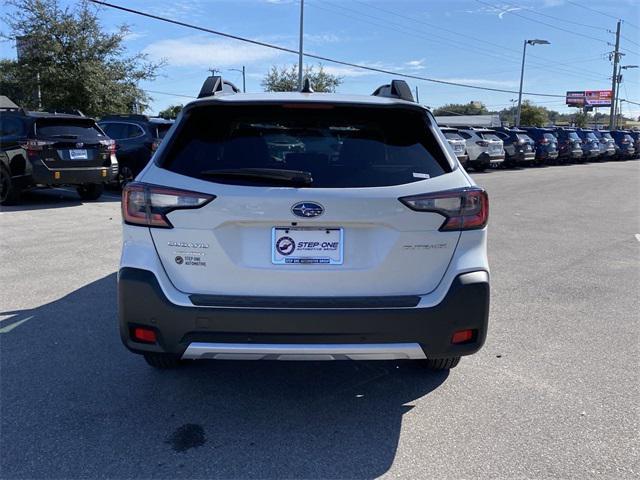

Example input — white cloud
[498,7,522,19]
[435,77,519,88]
[304,33,342,44]
[143,36,284,67]
[405,59,426,70]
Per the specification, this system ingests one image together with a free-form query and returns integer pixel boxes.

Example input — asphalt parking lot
[1,161,638,479]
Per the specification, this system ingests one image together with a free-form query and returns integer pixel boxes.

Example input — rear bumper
[31,160,117,186]
[476,152,504,163]
[118,267,490,360]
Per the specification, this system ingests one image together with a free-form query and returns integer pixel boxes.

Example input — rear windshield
[480,133,500,141]
[544,133,556,141]
[583,132,598,141]
[156,123,172,139]
[567,132,580,140]
[36,119,105,142]
[516,134,532,142]
[444,132,463,140]
[601,132,613,139]
[161,105,451,188]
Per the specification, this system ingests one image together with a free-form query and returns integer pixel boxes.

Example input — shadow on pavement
[1,274,448,479]
[0,188,120,213]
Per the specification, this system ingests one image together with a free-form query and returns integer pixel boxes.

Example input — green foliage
[0,0,163,116]
[573,111,588,128]
[518,101,550,127]
[433,102,489,116]
[261,64,342,92]
[158,104,183,119]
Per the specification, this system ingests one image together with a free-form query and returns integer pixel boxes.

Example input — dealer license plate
[272,227,343,265]
[68,149,88,160]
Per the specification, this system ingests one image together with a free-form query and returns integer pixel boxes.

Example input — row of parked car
[1,100,638,205]
[0,106,173,204]
[441,126,639,172]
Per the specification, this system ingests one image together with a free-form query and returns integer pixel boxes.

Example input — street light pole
[297,0,304,91]
[515,39,550,127]
[229,66,246,93]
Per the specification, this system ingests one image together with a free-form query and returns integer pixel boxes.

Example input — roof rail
[371,79,414,102]
[198,75,240,98]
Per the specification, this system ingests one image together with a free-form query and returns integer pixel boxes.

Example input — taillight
[122,182,215,228]
[399,187,489,231]
[538,138,549,145]
[100,139,116,154]
[475,140,489,147]
[22,139,54,155]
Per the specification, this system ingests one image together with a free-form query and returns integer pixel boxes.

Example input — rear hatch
[480,132,504,156]
[33,118,110,169]
[443,132,466,155]
[143,102,468,297]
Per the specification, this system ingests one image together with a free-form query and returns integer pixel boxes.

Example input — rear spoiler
[198,75,240,98]
[371,80,415,102]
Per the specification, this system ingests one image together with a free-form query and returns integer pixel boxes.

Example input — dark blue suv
[98,115,173,187]
[522,128,559,164]
[576,129,602,161]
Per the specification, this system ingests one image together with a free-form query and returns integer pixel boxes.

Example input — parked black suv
[628,130,640,159]
[0,109,117,204]
[575,128,602,161]
[611,130,636,159]
[492,127,535,167]
[522,127,559,164]
[98,115,173,187]
[552,127,583,163]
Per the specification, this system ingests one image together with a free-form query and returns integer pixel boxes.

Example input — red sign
[566,90,612,107]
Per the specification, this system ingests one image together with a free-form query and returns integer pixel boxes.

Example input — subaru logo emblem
[75,142,84,148]
[291,202,324,218]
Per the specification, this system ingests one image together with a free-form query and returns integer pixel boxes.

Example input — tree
[433,102,489,116]
[573,111,588,128]
[158,104,183,119]
[517,101,549,127]
[0,0,163,116]
[261,64,342,92]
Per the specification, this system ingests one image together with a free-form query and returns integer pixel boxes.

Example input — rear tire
[143,352,183,369]
[117,165,135,189]
[0,164,21,205]
[423,357,460,370]
[77,183,104,201]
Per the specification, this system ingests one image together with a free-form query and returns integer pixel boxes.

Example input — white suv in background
[458,128,505,172]
[118,78,490,371]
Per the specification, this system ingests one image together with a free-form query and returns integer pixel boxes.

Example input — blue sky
[1,0,639,117]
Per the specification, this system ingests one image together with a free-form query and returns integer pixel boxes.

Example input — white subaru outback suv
[118,78,490,370]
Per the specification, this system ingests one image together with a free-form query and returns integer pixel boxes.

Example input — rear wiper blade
[47,134,79,139]
[199,168,313,186]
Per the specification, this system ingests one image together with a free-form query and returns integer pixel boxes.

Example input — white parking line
[0,316,34,334]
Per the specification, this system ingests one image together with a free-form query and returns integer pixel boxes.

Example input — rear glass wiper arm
[199,168,313,186]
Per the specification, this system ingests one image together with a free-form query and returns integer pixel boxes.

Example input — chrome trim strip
[181,342,426,361]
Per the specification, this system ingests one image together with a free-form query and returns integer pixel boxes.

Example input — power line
[621,34,640,48]
[345,0,609,82]
[488,0,608,32]
[88,0,566,98]
[565,0,621,22]
[313,0,608,83]
[474,0,611,45]
[143,89,196,99]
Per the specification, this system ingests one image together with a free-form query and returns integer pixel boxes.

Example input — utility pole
[208,67,220,76]
[609,20,621,130]
[297,0,304,91]
[415,85,419,103]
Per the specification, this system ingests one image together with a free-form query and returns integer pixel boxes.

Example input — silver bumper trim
[181,342,426,361]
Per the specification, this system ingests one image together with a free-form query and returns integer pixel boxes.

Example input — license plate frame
[68,149,88,160]
[272,227,344,265]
